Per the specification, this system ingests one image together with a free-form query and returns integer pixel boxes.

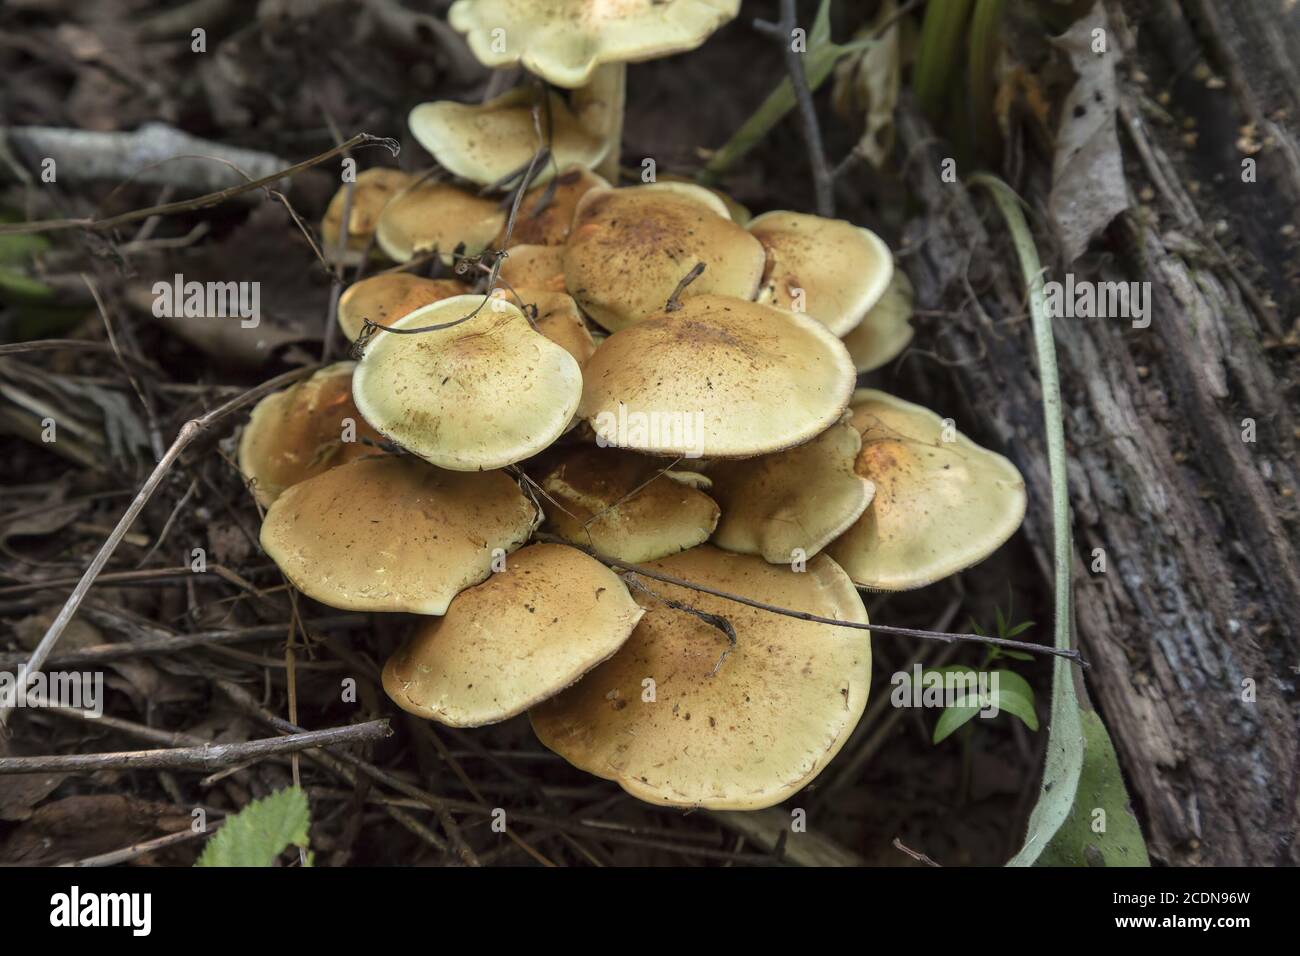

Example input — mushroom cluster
[239,2,1027,811]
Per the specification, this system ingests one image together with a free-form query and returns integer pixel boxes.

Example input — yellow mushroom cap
[237,362,384,507]
[260,455,539,615]
[353,294,582,471]
[514,288,597,364]
[374,179,504,263]
[448,0,741,89]
[409,90,606,188]
[495,165,609,247]
[747,210,894,337]
[531,545,871,809]
[499,243,567,291]
[563,184,766,332]
[827,389,1028,590]
[382,543,644,726]
[321,168,414,255]
[579,294,855,458]
[841,270,915,373]
[709,416,875,564]
[660,173,752,224]
[541,446,720,562]
[337,274,470,342]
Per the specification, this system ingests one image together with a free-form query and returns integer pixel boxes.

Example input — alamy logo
[1043,274,1151,328]
[890,664,1001,717]
[152,273,260,328]
[50,887,152,936]
[0,668,103,717]
[593,405,706,458]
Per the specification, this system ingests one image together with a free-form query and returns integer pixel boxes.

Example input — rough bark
[896,0,1298,865]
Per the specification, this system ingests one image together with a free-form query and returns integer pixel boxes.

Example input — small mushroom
[531,545,871,810]
[499,243,567,292]
[382,543,644,727]
[826,389,1028,590]
[352,294,582,471]
[409,89,606,188]
[259,455,540,615]
[540,446,720,562]
[374,179,505,263]
[512,288,597,365]
[578,294,855,457]
[494,165,608,248]
[563,183,766,332]
[321,168,414,259]
[841,270,915,373]
[709,416,875,564]
[237,362,384,507]
[337,274,470,343]
[747,210,894,337]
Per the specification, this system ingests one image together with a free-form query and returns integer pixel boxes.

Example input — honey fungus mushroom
[337,274,470,343]
[563,183,766,332]
[321,168,414,260]
[841,270,915,373]
[493,166,608,248]
[579,294,855,457]
[826,389,1028,590]
[513,288,597,365]
[709,416,875,564]
[383,543,644,726]
[352,294,582,471]
[409,90,606,188]
[499,244,567,292]
[237,362,384,507]
[374,179,504,263]
[747,210,894,337]
[259,455,540,615]
[540,446,720,562]
[531,545,871,810]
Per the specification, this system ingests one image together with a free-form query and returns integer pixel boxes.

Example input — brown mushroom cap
[321,168,414,256]
[260,455,540,615]
[237,362,384,507]
[409,89,606,187]
[499,243,568,292]
[374,179,505,263]
[513,288,597,365]
[353,294,583,471]
[709,416,875,564]
[382,543,644,726]
[448,0,741,89]
[747,210,894,337]
[495,165,609,248]
[563,184,766,332]
[841,270,914,373]
[579,294,855,457]
[541,446,720,562]
[826,389,1028,590]
[531,545,871,809]
[337,274,470,342]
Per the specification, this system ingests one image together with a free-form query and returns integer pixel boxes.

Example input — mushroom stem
[574,62,626,183]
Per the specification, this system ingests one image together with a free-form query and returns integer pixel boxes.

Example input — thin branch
[664,263,706,312]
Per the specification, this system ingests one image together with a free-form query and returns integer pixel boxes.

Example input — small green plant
[196,786,312,867]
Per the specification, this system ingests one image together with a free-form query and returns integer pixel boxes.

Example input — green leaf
[932,702,981,744]
[1036,711,1150,867]
[1005,620,1035,638]
[1001,649,1035,661]
[196,786,310,867]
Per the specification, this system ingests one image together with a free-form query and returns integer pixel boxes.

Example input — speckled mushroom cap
[563,183,766,332]
[541,446,720,562]
[259,455,540,615]
[382,543,644,726]
[374,179,505,263]
[747,210,894,337]
[495,165,609,248]
[531,545,871,809]
[579,294,855,457]
[409,89,606,187]
[352,294,582,471]
[499,243,567,291]
[321,168,414,255]
[827,389,1027,590]
[709,416,875,564]
[237,362,385,507]
[841,270,915,373]
[337,274,470,342]
[448,0,741,88]
[514,288,597,364]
